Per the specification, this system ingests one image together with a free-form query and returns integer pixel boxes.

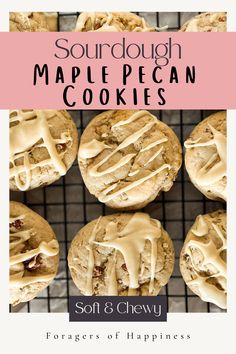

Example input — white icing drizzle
[191,215,209,236]
[10,229,32,250]
[10,110,72,191]
[185,123,226,195]
[144,146,163,166]
[79,139,111,159]
[10,240,59,266]
[9,214,59,288]
[88,119,156,177]
[75,12,155,32]
[79,110,170,202]
[107,251,118,296]
[140,137,168,152]
[112,110,150,128]
[128,169,140,177]
[90,153,136,177]
[84,213,164,295]
[186,217,227,309]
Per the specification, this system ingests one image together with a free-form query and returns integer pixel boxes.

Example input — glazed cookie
[10,12,58,32]
[75,12,157,32]
[180,210,226,309]
[184,111,226,201]
[78,110,182,210]
[43,12,58,32]
[10,109,78,191]
[68,212,174,296]
[179,12,226,32]
[10,201,59,306]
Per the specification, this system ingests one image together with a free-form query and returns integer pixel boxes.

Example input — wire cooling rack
[10,12,226,314]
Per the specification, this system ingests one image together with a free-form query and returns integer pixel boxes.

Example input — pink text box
[0,32,235,109]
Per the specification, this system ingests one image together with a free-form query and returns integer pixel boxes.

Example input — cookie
[184,111,226,201]
[179,12,226,32]
[9,12,58,32]
[78,110,182,210]
[10,109,78,191]
[74,12,156,32]
[180,210,226,309]
[10,201,59,306]
[43,12,58,32]
[68,212,174,296]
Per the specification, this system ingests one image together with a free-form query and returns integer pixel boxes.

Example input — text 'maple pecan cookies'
[68,212,174,296]
[78,110,182,210]
[10,12,58,32]
[10,201,59,306]
[179,12,226,32]
[10,110,78,191]
[75,12,157,32]
[180,210,226,309]
[184,111,226,201]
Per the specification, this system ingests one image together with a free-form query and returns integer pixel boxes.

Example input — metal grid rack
[10,12,226,314]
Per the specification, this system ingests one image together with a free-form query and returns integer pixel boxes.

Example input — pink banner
[0,32,235,109]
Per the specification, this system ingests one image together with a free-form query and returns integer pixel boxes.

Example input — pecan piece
[121,263,127,271]
[10,219,23,230]
[93,265,104,277]
[94,21,101,30]
[24,255,42,271]
[57,143,67,152]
